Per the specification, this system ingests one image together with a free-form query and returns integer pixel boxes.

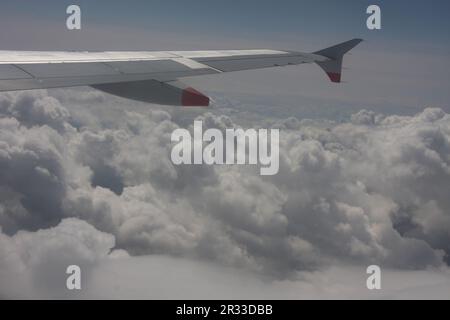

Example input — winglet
[313,38,363,83]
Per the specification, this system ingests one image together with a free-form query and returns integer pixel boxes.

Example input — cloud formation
[0,89,449,297]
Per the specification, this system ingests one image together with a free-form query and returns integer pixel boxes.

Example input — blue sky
[1,0,449,50]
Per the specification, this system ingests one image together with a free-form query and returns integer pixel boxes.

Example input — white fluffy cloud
[0,89,450,297]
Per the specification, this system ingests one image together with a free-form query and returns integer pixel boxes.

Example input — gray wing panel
[0,69,218,92]
[0,65,33,80]
[193,53,317,72]
[17,62,120,78]
[0,59,218,92]
[13,60,196,79]
[105,60,192,74]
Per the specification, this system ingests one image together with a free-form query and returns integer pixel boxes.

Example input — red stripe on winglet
[182,87,210,107]
[327,72,341,83]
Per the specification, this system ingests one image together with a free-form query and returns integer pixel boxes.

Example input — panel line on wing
[6,64,35,80]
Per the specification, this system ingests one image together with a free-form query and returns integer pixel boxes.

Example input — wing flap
[92,80,209,107]
[104,60,192,74]
[0,69,218,92]
[16,62,119,78]
[194,53,317,72]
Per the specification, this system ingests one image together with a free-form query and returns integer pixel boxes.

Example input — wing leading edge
[0,39,362,106]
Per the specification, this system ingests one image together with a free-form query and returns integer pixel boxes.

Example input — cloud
[0,116,68,233]
[77,257,450,300]
[0,91,72,132]
[2,248,449,299]
[0,218,114,299]
[1,89,450,297]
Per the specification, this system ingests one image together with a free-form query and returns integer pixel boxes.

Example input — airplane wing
[0,39,362,107]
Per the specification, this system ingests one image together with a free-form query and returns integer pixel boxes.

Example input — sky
[1,0,450,48]
[1,0,450,299]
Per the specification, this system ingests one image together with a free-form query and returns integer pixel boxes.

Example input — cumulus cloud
[0,91,72,132]
[0,117,68,233]
[0,89,450,297]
